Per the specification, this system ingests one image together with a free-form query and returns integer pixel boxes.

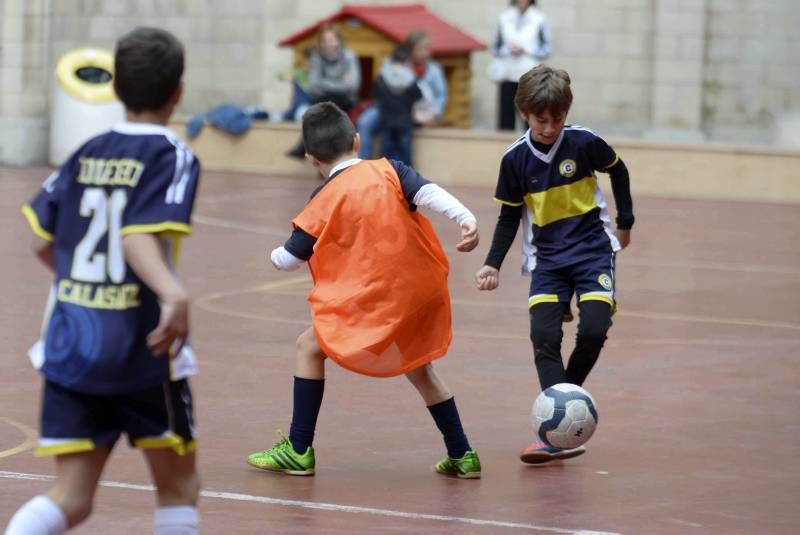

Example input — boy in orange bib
[247,102,482,478]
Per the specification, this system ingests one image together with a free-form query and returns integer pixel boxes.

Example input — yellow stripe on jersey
[21,204,54,242]
[35,439,95,457]
[524,176,598,228]
[121,221,191,236]
[493,197,525,207]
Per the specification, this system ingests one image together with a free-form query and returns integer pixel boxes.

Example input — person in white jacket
[489,0,553,130]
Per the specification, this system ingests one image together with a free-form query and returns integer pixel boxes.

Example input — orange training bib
[292,159,452,377]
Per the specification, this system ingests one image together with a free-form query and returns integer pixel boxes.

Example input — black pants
[530,301,613,390]
[498,81,519,131]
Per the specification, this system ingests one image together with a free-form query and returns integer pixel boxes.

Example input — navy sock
[289,377,325,454]
[428,397,471,459]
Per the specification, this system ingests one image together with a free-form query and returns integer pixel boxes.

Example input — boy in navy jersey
[6,28,201,534]
[475,65,634,465]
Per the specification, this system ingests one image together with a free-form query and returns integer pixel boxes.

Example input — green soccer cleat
[434,450,482,479]
[247,431,315,476]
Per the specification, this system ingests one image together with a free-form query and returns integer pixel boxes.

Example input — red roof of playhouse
[278,4,486,56]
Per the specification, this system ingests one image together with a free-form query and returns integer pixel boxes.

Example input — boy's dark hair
[114,27,184,113]
[391,45,412,63]
[302,102,357,163]
[514,65,573,118]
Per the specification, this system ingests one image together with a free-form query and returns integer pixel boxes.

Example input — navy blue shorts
[37,378,196,457]
[529,252,616,310]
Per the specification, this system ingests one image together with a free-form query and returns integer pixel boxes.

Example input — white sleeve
[412,183,476,226]
[270,246,305,272]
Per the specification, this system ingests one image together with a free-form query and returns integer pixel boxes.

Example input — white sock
[154,506,198,535]
[5,495,67,535]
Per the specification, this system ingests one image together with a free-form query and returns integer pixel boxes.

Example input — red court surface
[1,165,799,534]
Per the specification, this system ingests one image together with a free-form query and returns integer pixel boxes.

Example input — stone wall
[1,0,799,164]
[703,0,800,144]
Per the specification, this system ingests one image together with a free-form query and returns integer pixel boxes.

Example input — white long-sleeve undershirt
[270,246,305,271]
[412,183,476,226]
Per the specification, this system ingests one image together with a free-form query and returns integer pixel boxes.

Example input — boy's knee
[156,470,201,505]
[51,492,93,527]
[295,330,322,359]
[529,302,565,348]
[530,320,561,348]
[577,301,613,342]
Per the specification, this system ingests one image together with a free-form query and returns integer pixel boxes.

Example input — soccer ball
[531,383,598,449]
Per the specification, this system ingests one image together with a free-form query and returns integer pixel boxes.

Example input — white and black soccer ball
[531,383,598,449]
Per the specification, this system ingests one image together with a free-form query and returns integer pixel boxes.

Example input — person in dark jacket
[373,45,422,166]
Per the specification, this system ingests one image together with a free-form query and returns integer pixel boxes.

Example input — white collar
[112,121,173,136]
[329,158,362,177]
[524,129,564,164]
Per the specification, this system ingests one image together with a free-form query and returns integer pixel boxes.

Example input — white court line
[0,470,620,535]
[193,215,288,237]
[191,214,800,277]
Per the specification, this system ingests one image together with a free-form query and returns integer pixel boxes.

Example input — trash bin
[49,48,125,166]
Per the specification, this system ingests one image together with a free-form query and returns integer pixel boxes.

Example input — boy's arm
[31,236,55,273]
[271,227,315,271]
[484,203,523,269]
[120,143,200,356]
[23,165,75,273]
[475,203,523,291]
[389,159,477,250]
[604,159,635,230]
[476,154,525,290]
[271,183,329,271]
[412,183,475,226]
[589,136,634,248]
[412,183,478,252]
[123,233,188,357]
[605,159,633,249]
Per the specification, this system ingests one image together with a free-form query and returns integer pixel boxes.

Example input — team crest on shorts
[559,159,577,177]
[598,274,613,290]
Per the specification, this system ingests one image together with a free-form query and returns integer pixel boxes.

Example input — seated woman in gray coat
[288,24,361,158]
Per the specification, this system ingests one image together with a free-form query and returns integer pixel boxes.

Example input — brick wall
[2,0,799,164]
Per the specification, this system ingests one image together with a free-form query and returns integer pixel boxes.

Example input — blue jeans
[357,105,380,159]
[380,124,413,166]
[282,81,311,122]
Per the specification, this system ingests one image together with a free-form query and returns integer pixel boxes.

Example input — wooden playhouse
[278,4,486,127]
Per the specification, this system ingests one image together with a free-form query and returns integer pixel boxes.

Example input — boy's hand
[475,265,500,291]
[616,229,631,249]
[457,219,479,252]
[147,291,189,358]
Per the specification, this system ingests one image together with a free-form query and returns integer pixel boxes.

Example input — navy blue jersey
[22,122,200,394]
[494,125,621,271]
